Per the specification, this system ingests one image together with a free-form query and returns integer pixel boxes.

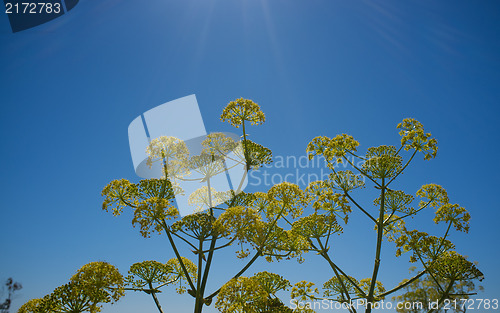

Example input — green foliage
[127,260,174,289]
[306,134,360,164]
[99,98,298,313]
[291,213,342,239]
[19,262,124,313]
[126,257,197,297]
[17,298,43,313]
[23,99,483,313]
[428,251,483,282]
[215,272,292,313]
[71,261,124,303]
[285,116,482,313]
[238,139,273,170]
[393,267,483,313]
[46,281,109,313]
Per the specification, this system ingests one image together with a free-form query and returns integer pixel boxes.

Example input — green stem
[242,121,250,171]
[436,221,453,255]
[198,204,232,306]
[201,237,236,254]
[199,233,218,305]
[148,282,165,313]
[316,238,357,313]
[366,178,385,313]
[345,192,377,223]
[427,279,455,313]
[415,250,445,294]
[194,239,204,313]
[377,270,426,298]
[326,161,376,223]
[161,219,196,292]
[205,250,262,301]
[171,231,198,250]
[308,239,366,297]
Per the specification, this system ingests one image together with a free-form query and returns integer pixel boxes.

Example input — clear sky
[1,1,499,312]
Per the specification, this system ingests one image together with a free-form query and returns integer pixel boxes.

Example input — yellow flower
[397,118,438,160]
[220,98,266,128]
[306,134,359,163]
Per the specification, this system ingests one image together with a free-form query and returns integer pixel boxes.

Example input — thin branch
[160,219,197,293]
[346,150,367,161]
[415,250,445,294]
[316,238,357,313]
[386,200,433,225]
[345,193,377,223]
[386,150,417,187]
[341,155,382,188]
[308,239,366,298]
[377,270,426,298]
[201,237,237,254]
[171,231,198,250]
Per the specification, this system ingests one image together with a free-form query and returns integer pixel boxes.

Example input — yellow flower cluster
[291,280,318,302]
[145,136,191,179]
[132,197,179,238]
[434,203,471,233]
[187,186,232,212]
[362,145,403,179]
[322,275,359,300]
[328,170,365,192]
[306,181,351,223]
[359,278,386,301]
[102,178,180,238]
[19,262,125,313]
[101,179,139,216]
[146,136,189,164]
[416,183,449,209]
[214,206,263,244]
[397,118,438,160]
[291,213,342,239]
[17,298,43,313]
[428,251,484,281]
[220,98,266,128]
[215,271,290,313]
[189,153,225,178]
[126,260,176,288]
[201,132,238,157]
[171,212,217,240]
[165,257,198,294]
[395,230,455,263]
[306,134,359,163]
[267,182,307,219]
[374,190,415,215]
[71,261,125,303]
[236,139,273,170]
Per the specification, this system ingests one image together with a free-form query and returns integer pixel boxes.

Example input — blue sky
[1,0,499,312]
